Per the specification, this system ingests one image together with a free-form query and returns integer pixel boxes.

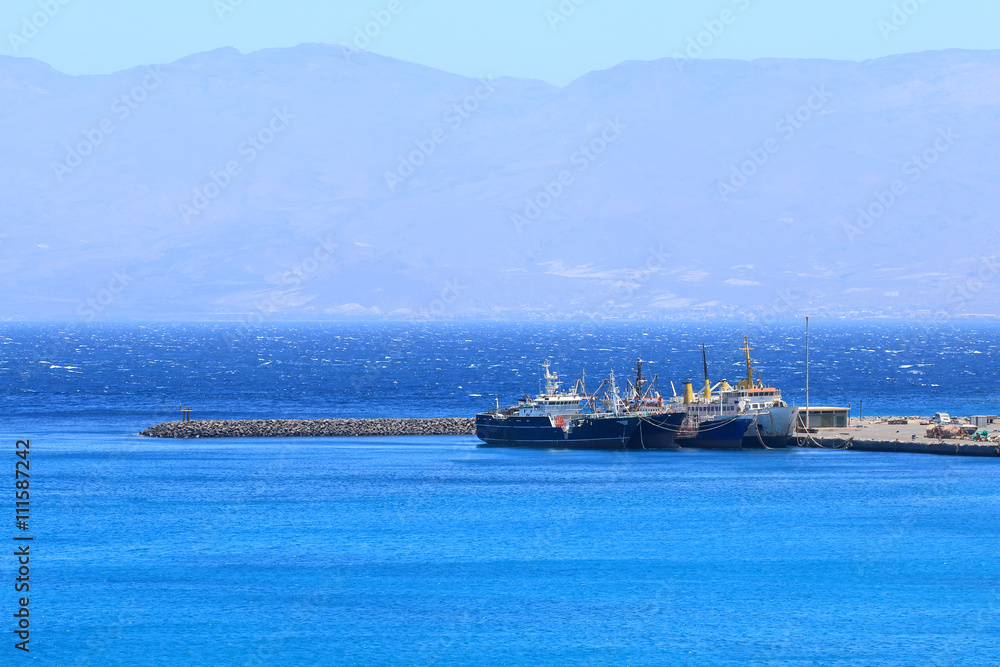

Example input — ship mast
[633,358,644,407]
[738,335,755,390]
[608,367,619,415]
[805,316,810,431]
[701,343,712,400]
[542,360,560,395]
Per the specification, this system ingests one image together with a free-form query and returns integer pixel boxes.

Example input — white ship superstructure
[512,362,589,417]
[512,360,667,418]
[669,337,799,448]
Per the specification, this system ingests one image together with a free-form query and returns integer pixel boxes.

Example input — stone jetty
[140,418,476,439]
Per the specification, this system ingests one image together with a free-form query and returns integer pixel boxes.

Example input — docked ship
[476,361,686,450]
[669,338,799,449]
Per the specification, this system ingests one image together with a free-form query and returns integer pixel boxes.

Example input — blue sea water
[7,319,1000,423]
[4,321,1000,665]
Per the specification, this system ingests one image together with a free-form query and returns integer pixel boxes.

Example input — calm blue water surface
[4,322,1000,665]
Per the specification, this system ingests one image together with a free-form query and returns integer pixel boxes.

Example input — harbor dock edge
[139,416,1000,456]
[798,418,1000,457]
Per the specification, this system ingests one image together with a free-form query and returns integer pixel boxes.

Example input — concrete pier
[799,419,1000,457]
[140,418,476,438]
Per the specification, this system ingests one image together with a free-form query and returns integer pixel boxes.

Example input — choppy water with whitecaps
[4,321,1000,665]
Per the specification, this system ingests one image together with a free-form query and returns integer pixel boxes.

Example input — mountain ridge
[1,45,998,322]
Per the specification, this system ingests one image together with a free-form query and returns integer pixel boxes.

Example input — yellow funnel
[683,381,694,405]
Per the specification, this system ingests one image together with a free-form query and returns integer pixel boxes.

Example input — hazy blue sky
[3,0,999,84]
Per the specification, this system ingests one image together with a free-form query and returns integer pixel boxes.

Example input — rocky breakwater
[140,418,476,438]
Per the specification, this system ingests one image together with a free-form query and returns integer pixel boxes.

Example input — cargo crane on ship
[667,337,799,448]
[476,359,684,449]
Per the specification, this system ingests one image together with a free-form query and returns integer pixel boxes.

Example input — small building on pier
[798,406,849,429]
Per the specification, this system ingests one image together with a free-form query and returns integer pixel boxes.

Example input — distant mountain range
[2,45,998,322]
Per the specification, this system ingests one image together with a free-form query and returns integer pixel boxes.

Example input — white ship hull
[741,406,799,448]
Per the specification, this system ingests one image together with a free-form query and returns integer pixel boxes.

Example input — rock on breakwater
[140,418,476,438]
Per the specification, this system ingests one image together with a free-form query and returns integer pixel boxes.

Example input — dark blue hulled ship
[476,360,686,450]
[675,414,757,449]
